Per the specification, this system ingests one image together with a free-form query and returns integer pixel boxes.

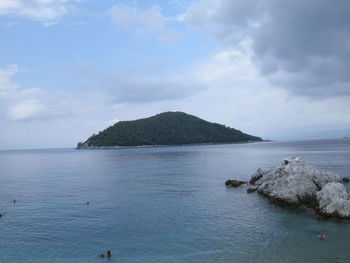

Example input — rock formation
[225,179,247,187]
[248,157,350,218]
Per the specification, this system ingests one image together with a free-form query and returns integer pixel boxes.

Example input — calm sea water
[1,139,350,263]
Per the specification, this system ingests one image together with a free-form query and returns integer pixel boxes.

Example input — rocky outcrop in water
[248,157,350,218]
[316,183,350,217]
[225,179,247,187]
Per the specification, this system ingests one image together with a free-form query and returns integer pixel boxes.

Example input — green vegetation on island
[77,112,262,148]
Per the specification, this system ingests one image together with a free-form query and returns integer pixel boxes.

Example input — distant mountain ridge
[77,112,262,148]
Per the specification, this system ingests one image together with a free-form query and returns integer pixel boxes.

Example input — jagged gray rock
[249,168,267,185]
[316,183,350,217]
[248,157,350,218]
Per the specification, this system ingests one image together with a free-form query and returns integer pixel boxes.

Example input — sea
[0,139,350,263]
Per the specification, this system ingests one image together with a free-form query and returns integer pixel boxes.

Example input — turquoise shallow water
[1,139,350,263]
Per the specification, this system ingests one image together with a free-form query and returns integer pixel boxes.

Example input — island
[77,111,262,148]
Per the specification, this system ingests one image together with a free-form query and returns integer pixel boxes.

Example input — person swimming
[319,232,326,239]
[98,250,112,259]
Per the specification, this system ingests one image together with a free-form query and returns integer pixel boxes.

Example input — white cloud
[0,64,19,94]
[7,99,47,121]
[0,65,125,148]
[108,4,165,32]
[0,0,80,22]
[191,49,257,85]
[0,65,69,122]
[108,4,135,29]
[138,5,165,32]
[108,4,183,43]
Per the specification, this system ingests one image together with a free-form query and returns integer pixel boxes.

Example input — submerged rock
[225,179,247,187]
[249,157,350,218]
[247,188,257,193]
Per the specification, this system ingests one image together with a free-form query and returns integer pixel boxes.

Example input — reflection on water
[0,139,350,262]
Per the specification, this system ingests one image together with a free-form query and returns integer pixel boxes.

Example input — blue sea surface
[1,139,350,263]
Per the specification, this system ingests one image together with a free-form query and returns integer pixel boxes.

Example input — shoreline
[76,140,271,150]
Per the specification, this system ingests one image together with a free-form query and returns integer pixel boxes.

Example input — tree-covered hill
[77,112,262,148]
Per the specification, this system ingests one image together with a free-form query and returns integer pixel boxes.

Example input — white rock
[316,183,350,217]
[250,157,349,217]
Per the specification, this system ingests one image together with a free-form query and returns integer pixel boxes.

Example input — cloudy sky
[1,0,350,149]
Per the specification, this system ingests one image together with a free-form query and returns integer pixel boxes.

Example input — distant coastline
[76,140,271,150]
